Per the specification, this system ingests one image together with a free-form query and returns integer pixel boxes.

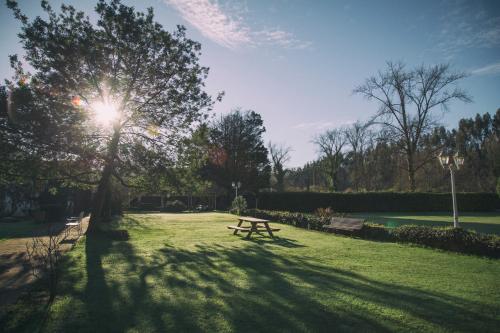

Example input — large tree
[268,142,292,192]
[313,128,347,191]
[354,62,470,191]
[6,0,217,230]
[345,121,372,191]
[204,109,270,194]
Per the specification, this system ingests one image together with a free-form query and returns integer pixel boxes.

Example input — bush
[231,196,247,215]
[391,225,500,257]
[315,207,335,218]
[247,209,328,231]
[247,209,500,258]
[360,223,392,241]
[257,192,500,213]
[161,200,187,213]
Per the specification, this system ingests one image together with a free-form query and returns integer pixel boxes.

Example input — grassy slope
[9,213,500,332]
[353,212,500,235]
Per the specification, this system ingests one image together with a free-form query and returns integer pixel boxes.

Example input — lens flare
[91,100,119,126]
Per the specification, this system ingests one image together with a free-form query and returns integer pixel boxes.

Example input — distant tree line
[286,109,500,193]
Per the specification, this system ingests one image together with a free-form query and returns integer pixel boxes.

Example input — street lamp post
[231,182,241,198]
[231,181,241,199]
[438,151,464,228]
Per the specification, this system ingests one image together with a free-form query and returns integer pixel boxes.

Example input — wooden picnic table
[227,216,280,239]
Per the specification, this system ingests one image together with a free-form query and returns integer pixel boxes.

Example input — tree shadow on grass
[238,234,306,248]
[49,235,499,333]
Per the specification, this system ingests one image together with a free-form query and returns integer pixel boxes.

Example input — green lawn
[4,212,500,332]
[0,218,38,242]
[353,212,500,235]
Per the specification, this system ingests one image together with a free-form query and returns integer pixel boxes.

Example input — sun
[91,100,119,126]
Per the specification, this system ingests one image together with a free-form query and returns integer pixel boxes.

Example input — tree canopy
[5,0,218,229]
[204,109,270,195]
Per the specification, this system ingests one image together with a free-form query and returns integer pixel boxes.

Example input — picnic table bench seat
[323,217,364,233]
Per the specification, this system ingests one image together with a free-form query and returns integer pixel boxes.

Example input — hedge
[255,192,500,213]
[246,209,500,258]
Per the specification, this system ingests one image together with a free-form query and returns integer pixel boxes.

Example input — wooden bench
[323,217,364,233]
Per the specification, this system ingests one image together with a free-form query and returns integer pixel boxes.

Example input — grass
[3,212,500,332]
[353,212,500,235]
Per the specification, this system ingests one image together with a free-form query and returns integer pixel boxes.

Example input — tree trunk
[276,171,285,192]
[407,151,416,192]
[88,128,121,233]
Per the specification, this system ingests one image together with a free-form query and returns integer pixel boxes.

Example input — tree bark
[87,128,121,233]
[407,151,416,192]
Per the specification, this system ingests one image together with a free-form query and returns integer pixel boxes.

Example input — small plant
[25,224,69,301]
[231,196,247,215]
[315,207,334,218]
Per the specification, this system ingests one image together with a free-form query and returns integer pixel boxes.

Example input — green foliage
[204,109,271,194]
[257,192,500,213]
[391,225,500,258]
[231,195,247,215]
[248,209,328,230]
[4,0,217,225]
[315,207,337,218]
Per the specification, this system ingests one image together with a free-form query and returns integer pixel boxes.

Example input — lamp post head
[438,150,464,170]
[454,152,464,169]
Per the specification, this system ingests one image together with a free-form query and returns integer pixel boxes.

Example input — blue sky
[1,0,500,166]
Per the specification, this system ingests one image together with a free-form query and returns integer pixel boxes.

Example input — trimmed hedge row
[246,209,500,258]
[256,192,500,212]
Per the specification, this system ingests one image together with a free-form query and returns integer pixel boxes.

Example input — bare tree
[313,128,347,191]
[268,142,292,192]
[354,62,471,191]
[345,121,373,191]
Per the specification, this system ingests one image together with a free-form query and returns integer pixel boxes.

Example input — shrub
[315,207,334,218]
[257,192,500,213]
[161,200,187,213]
[231,196,247,215]
[391,225,500,257]
[247,209,328,231]
[247,209,500,258]
[360,223,392,241]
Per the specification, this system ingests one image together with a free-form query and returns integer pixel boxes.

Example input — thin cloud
[437,3,500,54]
[471,62,500,76]
[166,0,311,50]
[293,119,356,131]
